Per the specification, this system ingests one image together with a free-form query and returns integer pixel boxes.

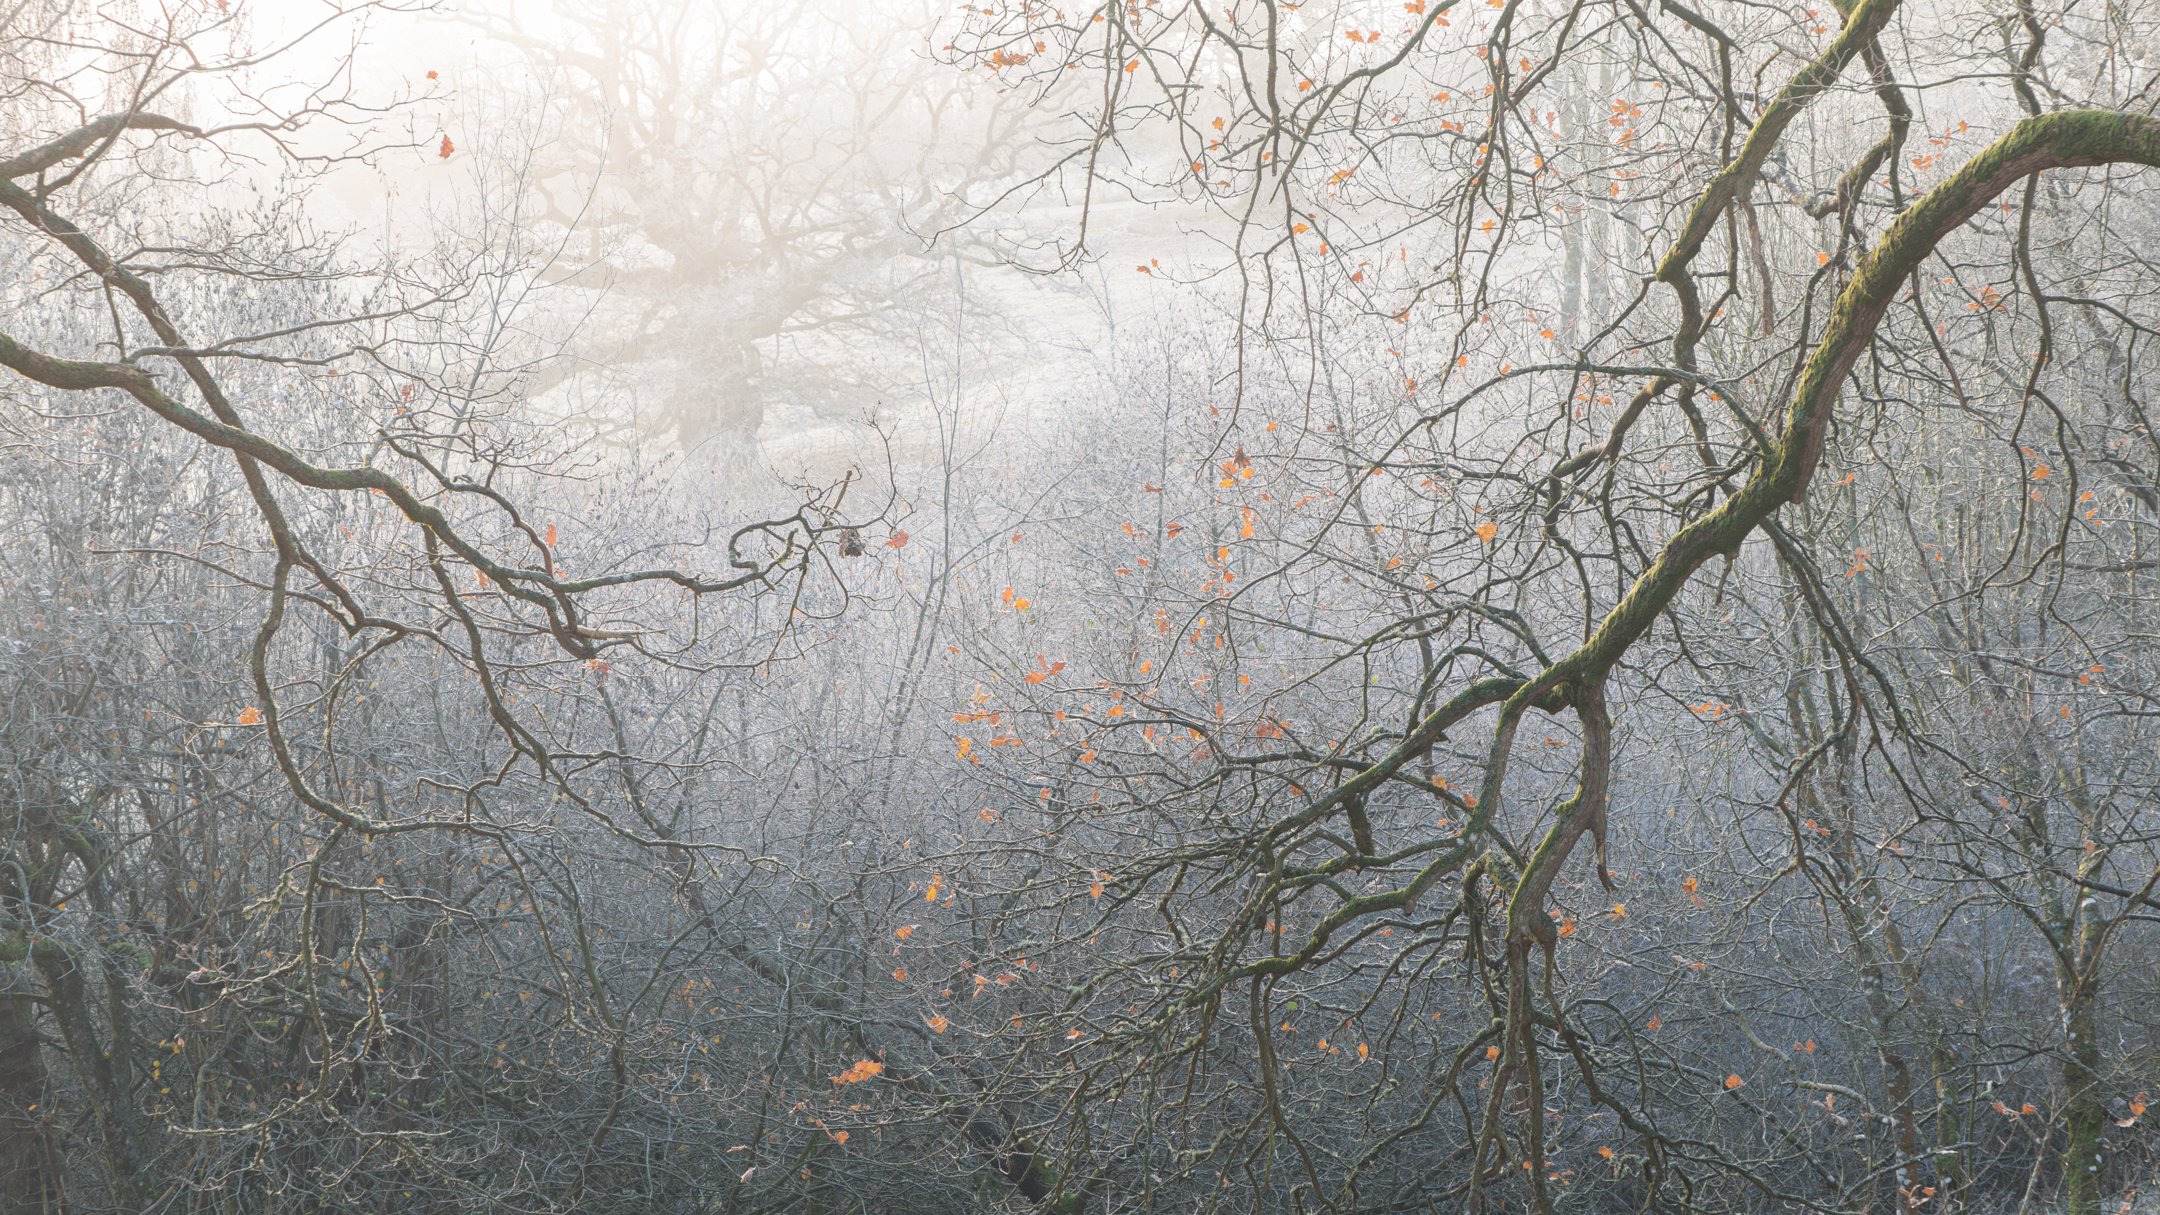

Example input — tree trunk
[2057,908,2107,1215]
[32,939,144,1212]
[0,950,64,1215]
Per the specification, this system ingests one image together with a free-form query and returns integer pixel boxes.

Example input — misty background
[4,2,2160,1214]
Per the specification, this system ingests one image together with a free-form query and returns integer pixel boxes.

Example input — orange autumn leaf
[830,1130,849,1145]
[926,1013,950,1034]
[236,706,263,726]
[1597,1145,1615,1159]
[894,924,917,940]
[924,874,944,902]
[1475,522,1498,543]
[438,134,454,159]
[886,530,911,548]
[1724,1074,1745,1090]
[544,523,558,548]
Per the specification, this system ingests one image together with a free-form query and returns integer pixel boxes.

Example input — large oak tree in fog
[468,0,1031,447]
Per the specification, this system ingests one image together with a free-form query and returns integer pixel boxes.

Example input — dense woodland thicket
[4,1,2160,1212]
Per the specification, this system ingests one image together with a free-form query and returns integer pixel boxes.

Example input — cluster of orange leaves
[830,1059,883,1085]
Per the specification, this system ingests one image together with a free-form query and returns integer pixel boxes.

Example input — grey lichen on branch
[1549,108,2160,700]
